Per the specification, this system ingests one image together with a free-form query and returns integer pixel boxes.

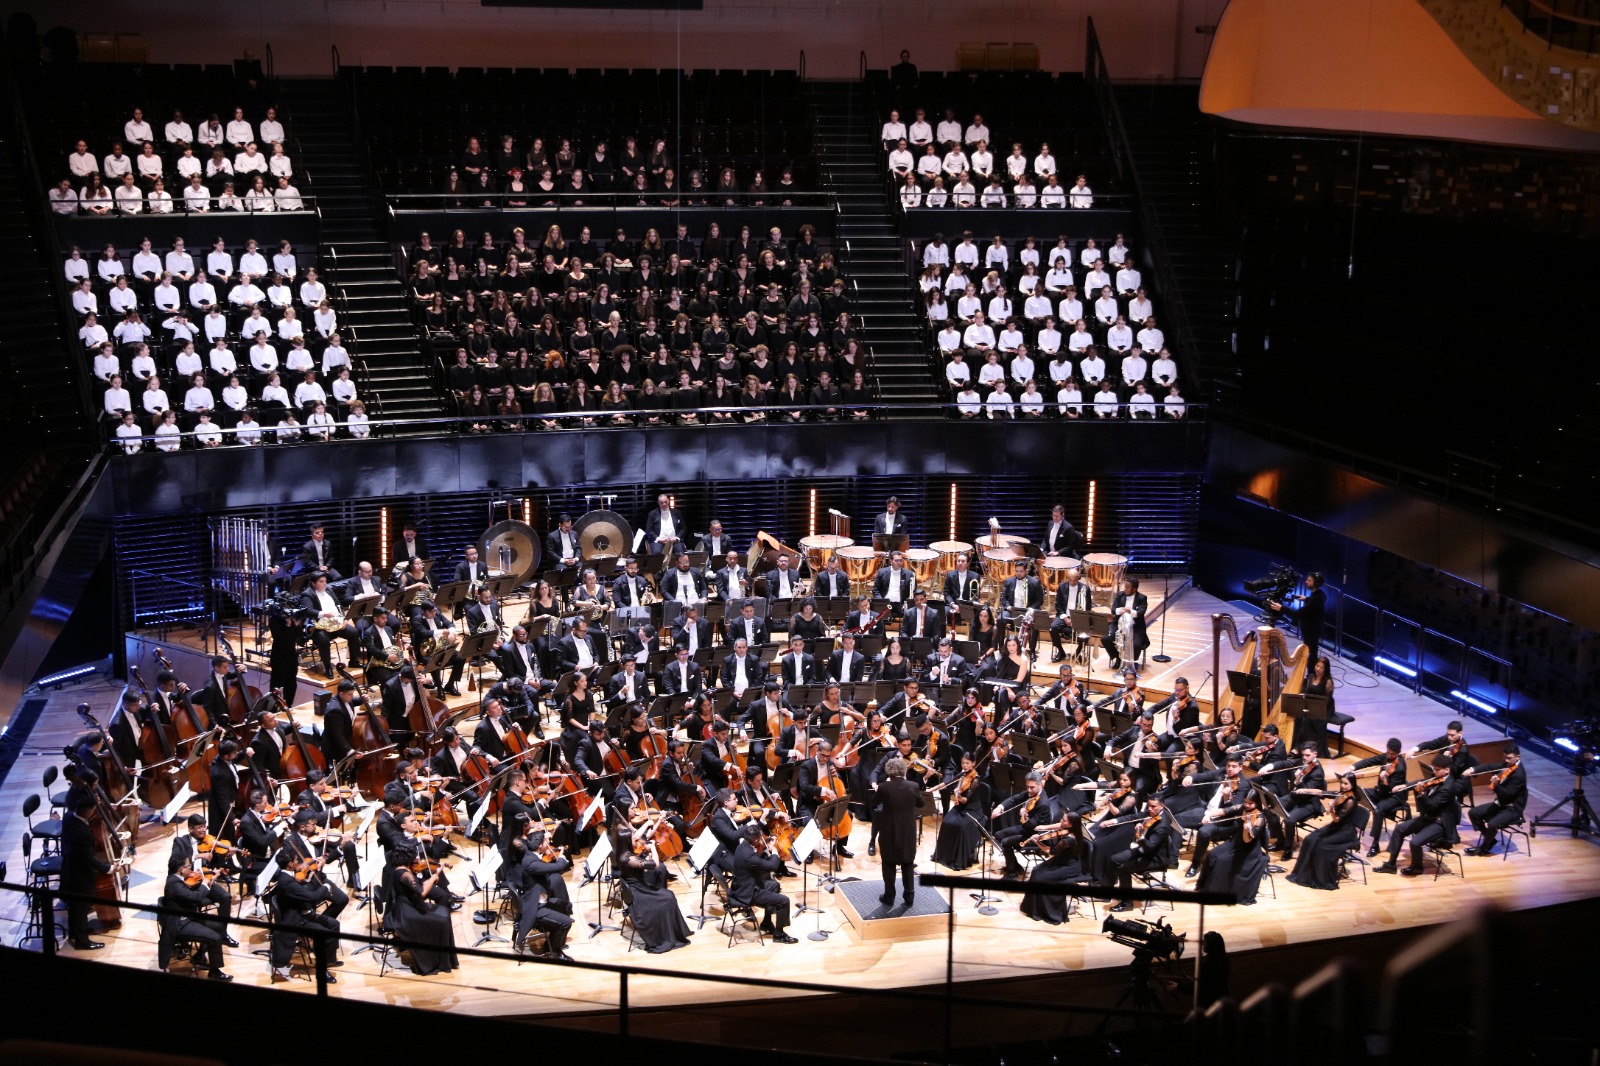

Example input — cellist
[430,726,497,831]
[796,739,855,861]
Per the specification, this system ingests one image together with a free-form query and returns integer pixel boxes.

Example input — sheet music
[578,792,606,831]
[255,856,280,897]
[687,826,722,873]
[791,818,823,865]
[467,791,493,837]
[584,831,613,880]
[160,783,194,824]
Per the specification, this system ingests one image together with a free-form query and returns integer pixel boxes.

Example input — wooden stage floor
[2,585,1595,1029]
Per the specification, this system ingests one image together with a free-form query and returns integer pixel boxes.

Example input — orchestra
[42,500,1553,993]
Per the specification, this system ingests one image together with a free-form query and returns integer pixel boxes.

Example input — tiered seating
[70,234,371,448]
[916,230,1182,420]
[348,67,816,199]
[27,63,304,216]
[403,219,881,428]
[872,71,1120,210]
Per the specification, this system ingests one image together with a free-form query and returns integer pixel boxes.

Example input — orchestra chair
[1324,710,1354,758]
[1425,842,1465,881]
[710,868,764,948]
[372,867,402,977]
[22,794,63,856]
[154,895,213,976]
[1132,867,1175,914]
[265,891,318,980]
[43,766,69,816]
[1499,819,1532,861]
[20,831,64,947]
[1067,892,1098,923]
[1335,807,1372,886]
[617,879,643,952]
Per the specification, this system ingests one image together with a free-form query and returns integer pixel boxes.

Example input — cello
[216,634,264,728]
[406,664,449,748]
[274,688,328,788]
[86,782,130,928]
[126,667,180,810]
[817,752,854,845]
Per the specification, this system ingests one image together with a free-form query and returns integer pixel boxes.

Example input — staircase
[0,105,90,447]
[273,79,444,422]
[1110,84,1240,406]
[804,82,938,406]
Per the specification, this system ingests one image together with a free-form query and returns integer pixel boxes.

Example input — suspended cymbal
[575,509,634,560]
[479,520,541,585]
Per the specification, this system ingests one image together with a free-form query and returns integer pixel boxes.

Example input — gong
[575,509,635,561]
[478,520,542,584]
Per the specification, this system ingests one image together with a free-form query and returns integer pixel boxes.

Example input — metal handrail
[387,190,837,210]
[58,197,321,219]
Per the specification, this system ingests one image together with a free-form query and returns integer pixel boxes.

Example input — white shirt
[69,151,98,178]
[986,390,1014,418]
[116,422,143,453]
[166,120,193,144]
[126,117,153,143]
[306,411,336,438]
[189,280,217,308]
[267,283,294,309]
[900,183,922,208]
[113,184,144,212]
[921,242,949,269]
[1107,324,1133,351]
[880,119,907,142]
[112,319,149,344]
[964,123,990,146]
[1095,296,1119,324]
[249,343,278,372]
[195,421,222,446]
[207,250,234,279]
[184,385,215,412]
[261,383,289,406]
[1069,183,1094,209]
[951,180,977,207]
[166,251,195,278]
[230,283,264,307]
[977,361,1005,388]
[300,280,326,306]
[1033,153,1057,177]
[239,251,268,278]
[1048,357,1074,385]
[222,383,249,410]
[1038,330,1064,358]
[50,187,78,214]
[942,150,969,178]
[321,345,350,374]
[1040,184,1065,207]
[771,567,795,599]
[955,389,982,415]
[197,123,224,147]
[1078,353,1105,382]
[1059,297,1084,324]
[980,183,1006,207]
[209,347,238,377]
[98,257,126,283]
[987,295,1013,322]
[233,419,263,444]
[136,153,164,179]
[1130,392,1157,417]
[1164,393,1186,418]
[102,387,132,416]
[935,119,963,145]
[241,315,271,341]
[130,353,156,380]
[998,328,1026,355]
[1013,181,1037,208]
[1008,353,1035,384]
[1151,356,1178,385]
[226,119,254,145]
[1006,153,1029,179]
[147,190,173,213]
[152,284,181,312]
[908,120,933,144]
[93,350,121,381]
[259,118,285,144]
[1093,389,1120,417]
[969,149,994,177]
[278,317,303,342]
[142,387,170,414]
[79,322,108,348]
[132,251,162,278]
[963,323,995,349]
[887,148,913,174]
[1045,267,1074,292]
[174,350,203,378]
[1121,354,1148,385]
[925,185,948,207]
[331,377,357,405]
[1137,324,1164,351]
[154,422,182,451]
[944,359,971,388]
[103,153,132,178]
[1116,267,1141,293]
[274,184,304,211]
[206,156,233,178]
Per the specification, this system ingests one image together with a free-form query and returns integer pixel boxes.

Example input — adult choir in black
[69,501,1534,979]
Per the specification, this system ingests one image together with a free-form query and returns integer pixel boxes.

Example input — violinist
[719,636,762,701]
[295,769,362,887]
[236,790,280,885]
[1408,719,1477,779]
[267,850,343,982]
[1111,709,1165,795]
[506,815,574,960]
[931,752,990,870]
[1184,753,1246,878]
[1000,690,1048,738]
[1099,667,1146,717]
[320,679,361,765]
[612,822,693,953]
[1375,753,1465,876]
[1466,742,1528,856]
[1288,773,1363,891]
[992,771,1056,877]
[731,822,798,942]
[1083,770,1142,886]
[473,697,513,762]
[163,856,234,979]
[208,739,246,833]
[707,788,745,874]
[1245,723,1286,771]
[1107,794,1172,910]
[1039,736,1090,809]
[610,765,646,826]
[1019,815,1090,925]
[1207,706,1243,763]
[281,809,350,918]
[386,839,460,975]
[169,814,239,927]
[1195,789,1269,905]
[1157,738,1208,853]
[1150,677,1201,750]
[385,764,455,861]
[1039,663,1086,714]
[944,686,986,755]
[911,712,954,795]
[796,740,855,860]
[1277,744,1327,861]
[1353,737,1409,857]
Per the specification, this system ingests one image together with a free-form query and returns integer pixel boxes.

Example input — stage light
[948,482,957,541]
[809,488,817,538]
[1555,737,1580,753]
[379,507,390,571]
[1086,481,1097,543]
[525,497,533,524]
[1375,655,1417,678]
[35,664,97,689]
[1450,690,1499,716]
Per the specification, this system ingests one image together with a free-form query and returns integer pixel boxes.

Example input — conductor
[874,755,922,907]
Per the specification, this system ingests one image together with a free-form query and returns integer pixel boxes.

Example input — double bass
[126,667,180,810]
[335,665,399,798]
[274,688,328,787]
[75,706,137,808]
[154,649,217,793]
[216,634,264,727]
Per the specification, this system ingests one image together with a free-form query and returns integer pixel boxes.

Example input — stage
[2,585,1595,1045]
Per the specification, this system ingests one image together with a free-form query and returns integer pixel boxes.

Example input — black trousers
[1387,816,1449,868]
[270,909,340,967]
[1111,847,1160,890]
[1366,789,1408,844]
[1280,799,1322,852]
[749,885,791,930]
[1469,802,1522,844]
[1188,821,1229,869]
[66,890,95,945]
[880,857,915,901]
[995,824,1037,872]
[514,899,572,952]
[173,914,226,969]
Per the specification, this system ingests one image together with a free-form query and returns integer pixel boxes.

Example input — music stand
[872,533,910,554]
[812,798,853,889]
[1072,608,1113,683]
[343,594,381,622]
[486,575,520,599]
[1255,785,1294,872]
[1281,693,1330,756]
[991,763,1030,803]
[1013,735,1052,766]
[434,580,472,613]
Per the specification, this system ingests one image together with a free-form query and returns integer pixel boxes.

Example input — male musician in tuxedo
[732,822,798,941]
[872,496,908,541]
[1107,795,1173,909]
[499,625,554,705]
[873,551,916,608]
[611,557,651,613]
[293,770,362,887]
[411,600,464,696]
[200,654,241,724]
[1407,720,1477,779]
[1276,744,1327,860]
[714,550,752,602]
[1182,754,1247,878]
[301,573,353,676]
[575,721,622,795]
[615,620,657,666]
[699,721,739,794]
[606,657,650,709]
[1041,504,1085,557]
[361,605,403,689]
[1375,754,1466,876]
[343,561,387,605]
[250,708,291,781]
[429,730,494,836]
[779,635,819,690]
[874,756,922,906]
[552,616,599,675]
[1354,737,1410,857]
[609,765,646,826]
[473,698,513,763]
[545,514,582,571]
[1149,677,1201,749]
[739,679,799,767]
[163,856,234,979]
[660,553,706,603]
[236,790,281,891]
[844,596,887,638]
[696,520,735,559]
[320,679,361,765]
[943,553,980,613]
[828,632,871,685]
[208,739,245,832]
[1000,560,1045,656]
[1039,663,1086,713]
[661,644,705,699]
[506,819,573,959]
[1111,708,1166,795]
[391,521,428,568]
[267,849,343,981]
[170,815,241,920]
[1049,566,1091,662]
[924,637,967,689]
[483,675,540,734]
[727,600,769,648]
[454,545,488,586]
[643,492,686,558]
[764,552,801,603]
[656,739,707,820]
[900,589,943,642]
[991,771,1054,878]
[1106,577,1148,670]
[280,808,350,917]
[298,522,342,581]
[1269,572,1325,673]
[813,555,851,601]
[719,637,763,702]
[464,586,505,637]
[671,604,713,654]
[62,796,113,949]
[1467,742,1527,856]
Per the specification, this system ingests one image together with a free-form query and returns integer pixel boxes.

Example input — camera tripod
[1533,755,1599,839]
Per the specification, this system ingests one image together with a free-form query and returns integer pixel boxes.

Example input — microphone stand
[1151,572,1173,664]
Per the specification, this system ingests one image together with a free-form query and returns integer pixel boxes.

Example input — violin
[195,834,235,857]
[293,857,326,881]
[183,868,221,887]
[951,768,978,805]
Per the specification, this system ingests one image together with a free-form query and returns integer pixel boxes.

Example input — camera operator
[1270,572,1325,675]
